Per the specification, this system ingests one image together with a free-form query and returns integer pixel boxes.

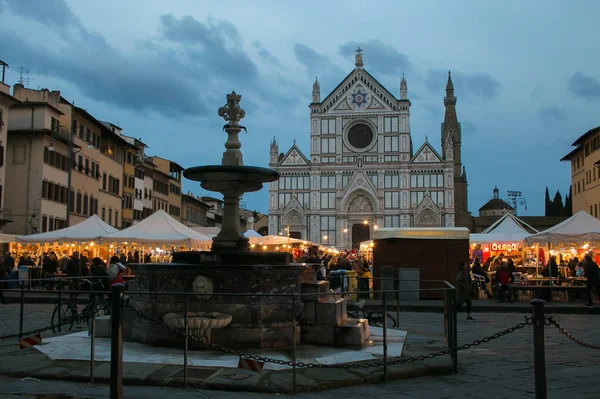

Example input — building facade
[267,50,469,249]
[201,196,223,227]
[150,156,183,221]
[561,126,600,217]
[5,85,69,235]
[181,192,210,227]
[0,80,20,230]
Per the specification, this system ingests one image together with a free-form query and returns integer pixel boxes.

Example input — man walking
[583,254,600,307]
[456,261,475,321]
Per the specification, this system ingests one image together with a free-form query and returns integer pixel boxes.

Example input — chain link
[0,310,90,341]
[545,316,600,350]
[123,299,533,369]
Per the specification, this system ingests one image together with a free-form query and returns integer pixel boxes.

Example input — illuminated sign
[491,243,517,252]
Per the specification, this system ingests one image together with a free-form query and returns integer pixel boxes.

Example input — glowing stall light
[251,244,256,248]
[262,245,267,250]
[582,243,590,250]
[343,228,348,233]
[374,225,378,230]
[363,220,368,225]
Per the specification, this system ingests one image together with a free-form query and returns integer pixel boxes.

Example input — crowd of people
[298,249,372,281]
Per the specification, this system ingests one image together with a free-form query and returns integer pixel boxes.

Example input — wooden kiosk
[372,227,470,299]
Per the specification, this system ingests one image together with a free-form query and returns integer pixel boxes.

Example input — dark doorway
[289,231,301,239]
[352,223,370,249]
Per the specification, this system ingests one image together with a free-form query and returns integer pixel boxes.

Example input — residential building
[0,79,20,231]
[5,85,69,234]
[111,127,147,227]
[56,101,127,229]
[561,126,600,217]
[267,50,469,249]
[150,156,183,221]
[142,157,154,220]
[201,196,223,227]
[181,192,210,227]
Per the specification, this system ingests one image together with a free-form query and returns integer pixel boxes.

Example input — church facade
[267,49,469,249]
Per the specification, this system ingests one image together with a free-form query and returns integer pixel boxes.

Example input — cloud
[531,83,544,101]
[567,72,600,100]
[292,43,344,98]
[425,69,501,101]
[338,40,412,77]
[537,106,568,127]
[0,1,299,118]
[252,41,282,69]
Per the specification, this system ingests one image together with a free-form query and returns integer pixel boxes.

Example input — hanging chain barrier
[0,310,90,341]
[545,316,600,350]
[123,298,532,369]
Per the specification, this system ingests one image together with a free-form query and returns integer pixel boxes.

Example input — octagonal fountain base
[126,251,307,349]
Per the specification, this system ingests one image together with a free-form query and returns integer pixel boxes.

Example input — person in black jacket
[471,258,493,298]
[583,254,600,307]
[67,252,82,294]
[90,257,109,301]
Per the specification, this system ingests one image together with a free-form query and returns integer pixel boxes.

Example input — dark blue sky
[1,0,599,216]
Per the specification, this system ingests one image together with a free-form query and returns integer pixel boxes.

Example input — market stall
[101,210,212,261]
[470,213,538,268]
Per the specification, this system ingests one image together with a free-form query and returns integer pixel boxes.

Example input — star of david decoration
[347,88,371,110]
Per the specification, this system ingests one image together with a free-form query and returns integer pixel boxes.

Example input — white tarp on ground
[523,210,600,246]
[470,213,538,244]
[16,215,118,244]
[101,210,212,247]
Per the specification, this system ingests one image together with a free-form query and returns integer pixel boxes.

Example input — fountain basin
[126,254,307,349]
[163,311,232,343]
[183,165,279,193]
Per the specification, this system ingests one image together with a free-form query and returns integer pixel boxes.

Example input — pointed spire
[493,186,499,199]
[312,76,320,103]
[293,138,296,145]
[444,71,456,106]
[425,135,428,142]
[400,73,408,100]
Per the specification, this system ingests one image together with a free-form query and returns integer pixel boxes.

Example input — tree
[563,186,573,216]
[544,187,552,216]
[552,190,564,216]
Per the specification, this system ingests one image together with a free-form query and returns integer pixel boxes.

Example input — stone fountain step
[315,299,347,326]
[335,318,370,347]
[301,281,330,302]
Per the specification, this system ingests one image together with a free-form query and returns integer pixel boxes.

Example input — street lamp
[506,190,527,216]
[48,124,90,226]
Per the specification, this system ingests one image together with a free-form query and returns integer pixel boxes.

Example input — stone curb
[0,343,453,394]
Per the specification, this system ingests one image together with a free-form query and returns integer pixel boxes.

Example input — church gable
[414,192,441,227]
[340,171,379,211]
[411,141,443,164]
[279,143,310,167]
[282,194,306,223]
[321,69,397,114]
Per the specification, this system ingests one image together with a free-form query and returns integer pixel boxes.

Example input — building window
[320,216,336,244]
[108,209,112,225]
[48,216,55,232]
[321,137,336,154]
[384,174,400,188]
[115,211,119,228]
[83,193,89,215]
[342,174,351,188]
[385,215,400,227]
[42,215,48,233]
[101,207,106,221]
[76,191,82,214]
[384,136,399,151]
[320,119,336,134]
[320,192,336,209]
[384,192,399,208]
[320,175,336,189]
[410,174,444,188]
[383,117,399,133]
[103,173,107,190]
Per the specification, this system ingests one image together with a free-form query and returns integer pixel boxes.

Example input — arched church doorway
[352,223,370,249]
[289,231,301,239]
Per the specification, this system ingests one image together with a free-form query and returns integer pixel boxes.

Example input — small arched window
[76,191,82,214]
[83,193,89,216]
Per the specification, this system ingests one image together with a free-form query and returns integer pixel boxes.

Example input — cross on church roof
[355,47,364,67]
[356,47,363,54]
[423,146,431,159]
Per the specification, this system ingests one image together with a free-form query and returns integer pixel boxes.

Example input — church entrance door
[289,231,301,239]
[351,224,370,250]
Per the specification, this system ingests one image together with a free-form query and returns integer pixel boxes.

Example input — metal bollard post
[58,286,62,333]
[184,294,189,388]
[450,288,458,373]
[382,293,388,381]
[531,299,547,399]
[90,292,96,384]
[291,293,297,396]
[110,284,125,399]
[19,282,24,339]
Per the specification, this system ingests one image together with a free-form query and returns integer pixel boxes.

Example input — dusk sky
[1,0,599,216]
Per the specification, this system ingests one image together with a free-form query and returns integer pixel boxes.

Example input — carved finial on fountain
[218,91,246,166]
[218,91,246,128]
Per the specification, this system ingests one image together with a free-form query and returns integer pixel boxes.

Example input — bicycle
[347,300,397,328]
[51,279,111,333]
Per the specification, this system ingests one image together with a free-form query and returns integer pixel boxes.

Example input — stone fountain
[125,92,369,349]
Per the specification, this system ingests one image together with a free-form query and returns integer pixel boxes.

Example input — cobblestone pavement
[1,303,599,398]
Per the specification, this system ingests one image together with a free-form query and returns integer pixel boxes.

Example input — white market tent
[0,233,19,244]
[16,214,118,244]
[523,210,600,246]
[101,210,212,247]
[244,230,263,238]
[470,213,538,244]
[250,235,308,245]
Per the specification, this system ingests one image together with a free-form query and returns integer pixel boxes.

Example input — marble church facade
[268,49,469,249]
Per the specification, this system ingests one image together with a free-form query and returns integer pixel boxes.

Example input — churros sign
[491,243,517,252]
